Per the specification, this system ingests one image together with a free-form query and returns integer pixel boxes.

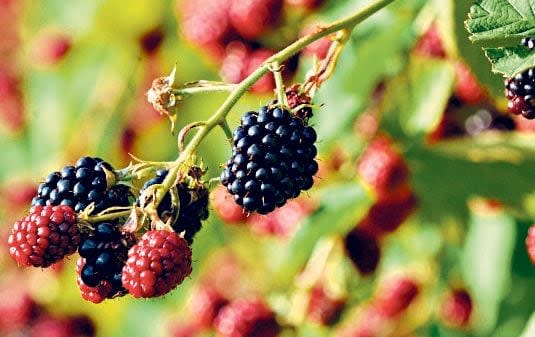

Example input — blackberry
[122,230,192,298]
[521,37,535,50]
[138,169,209,244]
[505,68,535,119]
[76,222,134,302]
[31,156,130,213]
[8,205,80,267]
[220,104,318,214]
[214,298,280,337]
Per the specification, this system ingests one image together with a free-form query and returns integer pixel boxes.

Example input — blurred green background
[1,0,535,337]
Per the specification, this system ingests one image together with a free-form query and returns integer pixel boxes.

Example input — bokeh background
[1,0,534,336]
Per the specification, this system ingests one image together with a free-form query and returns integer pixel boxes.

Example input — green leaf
[382,57,455,138]
[407,141,535,222]
[485,46,535,77]
[466,0,535,43]
[272,182,373,285]
[462,208,516,334]
[465,0,535,76]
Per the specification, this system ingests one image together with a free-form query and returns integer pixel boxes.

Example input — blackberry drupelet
[31,156,131,213]
[220,104,318,214]
[505,68,535,119]
[76,222,134,303]
[522,37,535,50]
[139,169,209,244]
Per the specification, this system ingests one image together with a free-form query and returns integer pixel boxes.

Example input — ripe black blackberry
[31,156,131,213]
[77,222,135,301]
[220,104,318,214]
[138,169,209,244]
[505,68,535,119]
[522,37,535,50]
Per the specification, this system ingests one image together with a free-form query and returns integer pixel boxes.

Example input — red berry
[526,225,535,265]
[29,316,72,337]
[0,66,24,132]
[7,205,79,267]
[229,0,283,40]
[306,284,345,325]
[301,23,332,59]
[247,198,315,237]
[440,289,473,328]
[214,298,280,337]
[357,136,409,199]
[30,31,71,66]
[337,305,385,337]
[220,41,251,84]
[212,185,247,224]
[189,284,229,328]
[344,228,381,275]
[413,23,446,58]
[76,257,115,304]
[455,62,486,105]
[374,276,419,318]
[0,287,40,333]
[359,185,417,237]
[285,0,324,10]
[122,230,192,298]
[179,0,233,59]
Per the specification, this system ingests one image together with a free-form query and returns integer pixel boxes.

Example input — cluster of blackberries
[77,223,134,301]
[220,104,318,214]
[505,68,535,119]
[31,156,130,213]
[8,156,211,303]
[139,169,209,244]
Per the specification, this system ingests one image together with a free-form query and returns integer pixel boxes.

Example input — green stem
[152,0,397,210]
[171,84,237,96]
[219,119,234,143]
[81,210,132,224]
[271,61,288,107]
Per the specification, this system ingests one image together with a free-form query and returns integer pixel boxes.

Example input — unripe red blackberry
[179,0,233,59]
[189,284,229,328]
[31,156,130,214]
[455,62,486,105]
[306,284,345,326]
[214,298,280,337]
[76,222,134,303]
[344,228,380,275]
[220,104,318,214]
[122,230,192,298]
[29,316,72,337]
[212,185,247,224]
[138,169,209,244]
[0,288,40,333]
[358,185,417,237]
[247,198,315,237]
[440,289,473,328]
[30,30,71,66]
[413,23,446,58]
[76,257,115,304]
[357,136,409,199]
[229,0,283,40]
[8,205,79,267]
[374,276,419,318]
[505,68,535,119]
[526,225,535,265]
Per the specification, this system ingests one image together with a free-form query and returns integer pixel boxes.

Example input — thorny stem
[150,0,398,212]
[80,210,133,224]
[271,61,289,107]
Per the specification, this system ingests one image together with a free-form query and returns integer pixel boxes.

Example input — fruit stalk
[152,0,398,213]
